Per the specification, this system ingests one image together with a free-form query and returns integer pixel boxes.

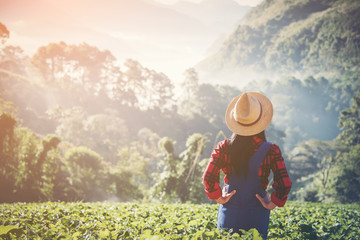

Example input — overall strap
[249,142,271,173]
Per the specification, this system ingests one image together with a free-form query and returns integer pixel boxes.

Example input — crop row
[0,201,359,239]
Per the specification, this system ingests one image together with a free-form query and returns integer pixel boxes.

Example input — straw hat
[225,92,273,136]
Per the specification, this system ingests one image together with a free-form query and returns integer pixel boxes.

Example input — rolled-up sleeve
[270,144,292,207]
[202,141,225,200]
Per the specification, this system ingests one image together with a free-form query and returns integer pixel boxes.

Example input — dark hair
[229,131,267,178]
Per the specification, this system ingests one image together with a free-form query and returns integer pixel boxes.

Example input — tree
[52,106,130,163]
[109,64,136,106]
[292,89,360,203]
[134,128,161,174]
[332,90,360,203]
[0,22,9,44]
[54,106,87,146]
[15,134,61,201]
[0,113,17,202]
[178,133,208,203]
[31,42,67,83]
[113,147,148,201]
[177,68,200,118]
[337,89,360,146]
[287,139,338,182]
[152,134,209,203]
[64,146,110,201]
[0,46,28,75]
[333,145,360,203]
[152,137,180,202]
[0,108,62,202]
[31,42,117,95]
[85,112,129,163]
[124,59,175,110]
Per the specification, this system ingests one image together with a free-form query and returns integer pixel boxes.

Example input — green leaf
[251,228,263,240]
[99,229,110,238]
[71,231,82,240]
[0,225,23,236]
[189,220,198,226]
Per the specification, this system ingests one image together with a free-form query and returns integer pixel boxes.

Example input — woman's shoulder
[268,142,282,155]
[216,139,229,148]
[214,139,230,151]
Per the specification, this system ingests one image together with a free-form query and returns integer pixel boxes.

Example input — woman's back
[202,92,292,239]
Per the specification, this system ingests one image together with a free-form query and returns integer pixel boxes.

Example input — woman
[202,92,292,239]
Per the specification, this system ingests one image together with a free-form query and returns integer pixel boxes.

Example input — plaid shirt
[202,136,292,207]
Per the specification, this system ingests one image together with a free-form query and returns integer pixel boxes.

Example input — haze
[0,0,259,82]
[0,0,262,83]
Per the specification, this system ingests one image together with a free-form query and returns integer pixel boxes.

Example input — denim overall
[217,142,271,239]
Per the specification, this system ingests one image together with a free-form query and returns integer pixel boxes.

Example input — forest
[198,0,360,84]
[0,0,360,206]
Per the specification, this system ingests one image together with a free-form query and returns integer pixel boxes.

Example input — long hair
[229,131,267,178]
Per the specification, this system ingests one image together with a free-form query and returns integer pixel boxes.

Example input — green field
[0,201,359,239]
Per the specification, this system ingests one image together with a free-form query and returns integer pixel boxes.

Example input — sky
[1,0,261,84]
[152,0,262,6]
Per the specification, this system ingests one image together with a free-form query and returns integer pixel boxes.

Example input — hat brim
[225,92,273,136]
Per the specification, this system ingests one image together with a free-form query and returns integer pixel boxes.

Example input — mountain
[159,0,251,34]
[196,0,360,85]
[157,0,252,57]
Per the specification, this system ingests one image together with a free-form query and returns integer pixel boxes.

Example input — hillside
[196,0,360,85]
[160,0,251,34]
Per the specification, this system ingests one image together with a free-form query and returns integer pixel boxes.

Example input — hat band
[236,104,263,127]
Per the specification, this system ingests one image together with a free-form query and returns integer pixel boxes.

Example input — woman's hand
[256,192,277,210]
[216,187,236,204]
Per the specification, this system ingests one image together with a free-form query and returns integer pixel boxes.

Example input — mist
[1,0,252,83]
[1,0,359,205]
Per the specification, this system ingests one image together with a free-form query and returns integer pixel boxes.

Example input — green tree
[14,133,61,201]
[55,106,86,146]
[0,107,62,202]
[31,42,117,96]
[0,113,17,202]
[334,144,360,203]
[332,90,360,203]
[152,134,208,203]
[178,133,208,203]
[113,147,148,201]
[31,42,66,83]
[85,112,129,163]
[133,128,161,175]
[64,146,110,201]
[52,106,130,163]
[288,139,338,181]
[152,137,180,202]
[0,46,28,75]
[337,89,360,146]
[288,138,341,202]
[177,68,200,119]
[124,59,175,110]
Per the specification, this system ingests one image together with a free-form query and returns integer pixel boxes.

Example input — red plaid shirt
[202,136,292,207]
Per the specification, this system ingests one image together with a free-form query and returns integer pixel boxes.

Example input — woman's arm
[256,192,277,210]
[269,144,292,207]
[216,186,236,204]
[202,140,226,200]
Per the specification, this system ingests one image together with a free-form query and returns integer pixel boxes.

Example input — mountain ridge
[196,0,360,85]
